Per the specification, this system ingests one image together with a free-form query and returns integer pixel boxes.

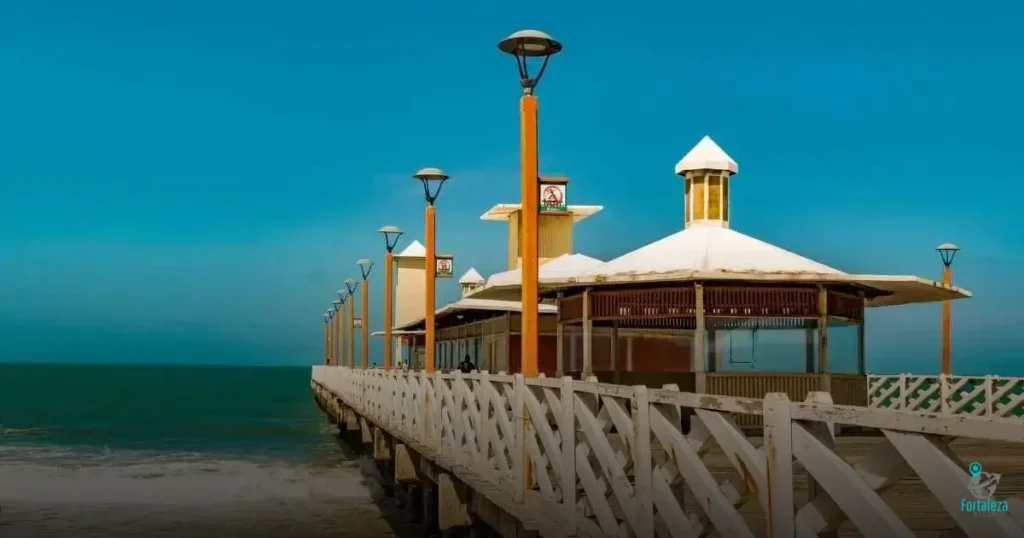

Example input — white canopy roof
[675,135,738,175]
[485,253,604,288]
[459,267,485,285]
[394,298,557,331]
[394,240,425,258]
[582,226,841,277]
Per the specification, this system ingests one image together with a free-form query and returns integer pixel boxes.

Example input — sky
[0,1,1021,374]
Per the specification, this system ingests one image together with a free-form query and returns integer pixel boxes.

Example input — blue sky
[0,1,1021,374]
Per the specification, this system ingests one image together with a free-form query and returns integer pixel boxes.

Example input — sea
[0,363,416,537]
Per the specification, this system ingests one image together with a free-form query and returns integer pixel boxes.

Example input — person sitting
[457,355,476,373]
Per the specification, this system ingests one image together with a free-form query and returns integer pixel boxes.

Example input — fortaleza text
[961,498,1009,513]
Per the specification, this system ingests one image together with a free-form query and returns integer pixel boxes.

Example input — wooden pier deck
[312,366,1024,538]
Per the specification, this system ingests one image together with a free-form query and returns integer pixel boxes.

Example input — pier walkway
[312,366,1024,537]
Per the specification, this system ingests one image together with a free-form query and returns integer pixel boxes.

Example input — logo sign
[960,461,1009,515]
[540,182,567,213]
[352,317,363,329]
[435,255,454,279]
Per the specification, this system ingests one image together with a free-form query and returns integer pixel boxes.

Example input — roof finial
[675,136,738,176]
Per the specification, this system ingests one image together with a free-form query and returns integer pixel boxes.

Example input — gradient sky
[1,1,1021,374]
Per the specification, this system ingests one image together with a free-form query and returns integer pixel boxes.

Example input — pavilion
[470,135,972,407]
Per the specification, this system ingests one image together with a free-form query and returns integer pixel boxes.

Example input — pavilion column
[817,286,830,392]
[569,325,579,374]
[707,330,718,372]
[610,321,620,384]
[582,288,593,379]
[502,312,512,374]
[804,320,816,373]
[555,293,564,377]
[694,284,706,393]
[626,334,634,372]
[857,291,866,375]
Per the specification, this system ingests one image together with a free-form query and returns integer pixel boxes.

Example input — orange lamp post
[379,225,404,371]
[335,291,347,367]
[413,167,450,373]
[937,243,960,376]
[498,30,562,378]
[358,259,374,369]
[344,279,359,369]
[323,310,331,365]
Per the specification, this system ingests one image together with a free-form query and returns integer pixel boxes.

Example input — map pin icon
[968,461,982,477]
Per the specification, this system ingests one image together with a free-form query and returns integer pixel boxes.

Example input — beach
[0,364,412,537]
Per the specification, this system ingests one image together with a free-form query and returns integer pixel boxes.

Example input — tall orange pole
[324,320,329,365]
[941,266,953,375]
[348,297,356,369]
[425,205,437,372]
[384,252,394,370]
[520,94,539,377]
[334,309,343,367]
[361,277,370,369]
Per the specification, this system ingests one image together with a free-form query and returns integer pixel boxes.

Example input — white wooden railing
[313,366,1024,538]
[868,374,1024,419]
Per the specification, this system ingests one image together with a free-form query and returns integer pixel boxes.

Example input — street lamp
[937,242,960,376]
[358,258,374,369]
[380,225,404,371]
[414,167,450,373]
[336,290,348,368]
[344,278,360,369]
[498,29,562,378]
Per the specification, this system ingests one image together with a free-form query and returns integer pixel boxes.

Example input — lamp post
[937,242,960,376]
[336,290,348,367]
[358,259,374,369]
[380,225,404,371]
[344,278,360,369]
[323,310,332,365]
[414,167,450,373]
[498,30,562,378]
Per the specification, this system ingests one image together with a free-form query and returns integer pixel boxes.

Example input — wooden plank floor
[686,436,1024,537]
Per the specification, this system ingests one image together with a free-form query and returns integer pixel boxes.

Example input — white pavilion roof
[485,253,605,288]
[675,135,738,175]
[393,298,557,331]
[582,225,842,277]
[458,267,485,285]
[394,240,425,258]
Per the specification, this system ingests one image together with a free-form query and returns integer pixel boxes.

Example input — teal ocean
[0,364,402,537]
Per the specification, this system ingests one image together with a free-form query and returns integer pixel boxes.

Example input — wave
[0,450,373,505]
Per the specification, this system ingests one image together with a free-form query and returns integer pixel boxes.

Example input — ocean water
[0,364,409,537]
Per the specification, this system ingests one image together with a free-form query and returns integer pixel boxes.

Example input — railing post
[632,385,654,538]
[763,392,794,538]
[899,374,908,410]
[559,376,576,535]
[985,375,995,417]
[513,373,526,503]
[939,374,950,414]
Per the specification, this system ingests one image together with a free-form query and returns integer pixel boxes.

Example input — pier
[310,28,1024,538]
[313,366,1024,537]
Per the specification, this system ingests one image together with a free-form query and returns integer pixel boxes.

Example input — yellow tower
[480,177,603,270]
[675,136,738,229]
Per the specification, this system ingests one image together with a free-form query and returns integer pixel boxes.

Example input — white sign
[435,256,454,278]
[352,317,363,329]
[540,183,567,212]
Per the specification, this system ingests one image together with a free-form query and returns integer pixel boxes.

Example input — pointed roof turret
[394,240,426,258]
[458,267,485,285]
[675,135,738,175]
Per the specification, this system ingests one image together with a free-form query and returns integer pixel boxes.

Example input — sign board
[540,179,567,213]
[435,255,454,279]
[352,317,363,329]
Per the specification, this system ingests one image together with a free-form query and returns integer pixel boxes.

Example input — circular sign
[542,185,563,207]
